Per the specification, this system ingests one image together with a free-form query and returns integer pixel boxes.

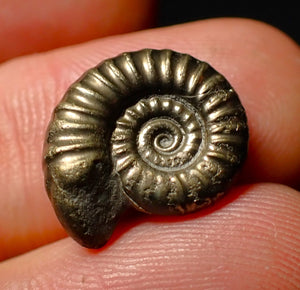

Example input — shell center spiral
[139,118,183,155]
[112,95,205,174]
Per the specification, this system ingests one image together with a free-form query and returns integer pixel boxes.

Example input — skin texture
[0,0,156,62]
[0,9,300,289]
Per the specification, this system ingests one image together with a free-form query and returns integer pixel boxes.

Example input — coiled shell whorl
[44,49,248,248]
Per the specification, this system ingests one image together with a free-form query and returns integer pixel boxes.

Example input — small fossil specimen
[43,49,248,248]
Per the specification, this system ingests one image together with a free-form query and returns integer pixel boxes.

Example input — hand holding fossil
[0,3,299,288]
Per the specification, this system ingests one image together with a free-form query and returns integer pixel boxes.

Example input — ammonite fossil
[43,49,248,248]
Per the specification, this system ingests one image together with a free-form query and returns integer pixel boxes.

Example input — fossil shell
[43,49,248,248]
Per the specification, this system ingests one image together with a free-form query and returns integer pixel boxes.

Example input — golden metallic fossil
[43,49,248,248]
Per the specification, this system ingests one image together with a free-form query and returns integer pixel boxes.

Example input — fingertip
[1,183,300,289]
[0,17,299,262]
[0,0,157,62]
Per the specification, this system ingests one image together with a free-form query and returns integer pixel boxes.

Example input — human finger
[0,183,299,288]
[0,0,156,63]
[0,18,299,260]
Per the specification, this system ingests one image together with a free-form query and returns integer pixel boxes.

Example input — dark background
[157,0,299,44]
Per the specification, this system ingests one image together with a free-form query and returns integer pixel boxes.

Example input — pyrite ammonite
[43,49,248,248]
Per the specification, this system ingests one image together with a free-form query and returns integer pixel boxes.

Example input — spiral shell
[44,49,248,247]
